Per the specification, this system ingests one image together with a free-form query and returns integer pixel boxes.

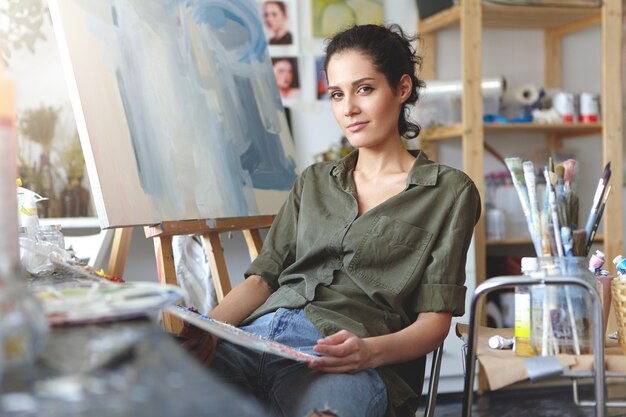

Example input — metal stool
[461,275,606,417]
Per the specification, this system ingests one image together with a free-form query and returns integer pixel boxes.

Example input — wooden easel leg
[202,232,232,302]
[153,235,183,333]
[107,227,133,279]
[242,229,263,261]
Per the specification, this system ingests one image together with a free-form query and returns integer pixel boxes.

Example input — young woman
[182,24,481,417]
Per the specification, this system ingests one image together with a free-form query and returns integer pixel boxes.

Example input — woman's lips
[346,121,368,132]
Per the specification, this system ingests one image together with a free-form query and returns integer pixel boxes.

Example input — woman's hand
[308,330,376,373]
[177,321,219,366]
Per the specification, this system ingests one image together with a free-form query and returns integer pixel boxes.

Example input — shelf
[420,122,602,141]
[487,235,604,246]
[419,3,601,34]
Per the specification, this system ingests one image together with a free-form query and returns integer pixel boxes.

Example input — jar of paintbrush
[515,256,595,357]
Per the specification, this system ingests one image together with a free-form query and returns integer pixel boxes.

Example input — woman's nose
[343,95,359,116]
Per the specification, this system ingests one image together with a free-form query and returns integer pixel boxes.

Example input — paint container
[486,207,505,241]
[588,250,605,274]
[553,92,575,123]
[579,92,599,123]
[613,255,626,276]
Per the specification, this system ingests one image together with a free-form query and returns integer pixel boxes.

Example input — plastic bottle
[515,257,538,357]
[17,186,47,237]
[613,255,626,276]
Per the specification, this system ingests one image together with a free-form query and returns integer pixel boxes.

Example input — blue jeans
[211,308,388,417]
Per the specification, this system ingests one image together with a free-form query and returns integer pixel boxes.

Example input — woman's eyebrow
[327,77,376,90]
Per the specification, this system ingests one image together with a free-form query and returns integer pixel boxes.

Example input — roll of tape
[504,83,540,106]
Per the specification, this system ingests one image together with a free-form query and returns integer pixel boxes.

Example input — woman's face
[273,60,293,90]
[263,3,286,33]
[326,50,410,149]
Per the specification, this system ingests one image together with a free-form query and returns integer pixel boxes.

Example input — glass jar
[35,224,65,250]
[0,257,49,390]
[524,257,595,356]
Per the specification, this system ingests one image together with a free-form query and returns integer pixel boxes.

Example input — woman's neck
[272,28,287,39]
[354,140,416,177]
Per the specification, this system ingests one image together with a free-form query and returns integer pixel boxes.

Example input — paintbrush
[572,229,587,257]
[585,185,611,255]
[584,162,611,254]
[544,169,564,257]
[562,159,579,229]
[523,160,550,255]
[505,157,542,255]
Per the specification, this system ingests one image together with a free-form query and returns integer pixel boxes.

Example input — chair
[416,342,445,417]
[461,275,606,417]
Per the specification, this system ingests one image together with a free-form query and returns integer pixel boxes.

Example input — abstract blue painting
[49,0,298,227]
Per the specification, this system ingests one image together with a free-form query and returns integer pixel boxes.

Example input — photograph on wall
[272,56,301,101]
[2,1,94,219]
[258,0,298,55]
[311,0,384,38]
[49,0,299,228]
[315,56,329,100]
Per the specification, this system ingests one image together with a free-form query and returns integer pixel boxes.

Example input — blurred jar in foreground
[0,257,49,391]
[517,257,595,357]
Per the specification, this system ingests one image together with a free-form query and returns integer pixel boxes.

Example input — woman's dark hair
[265,1,286,15]
[324,24,425,139]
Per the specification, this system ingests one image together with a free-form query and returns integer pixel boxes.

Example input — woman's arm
[209,274,272,326]
[309,311,451,373]
[178,274,271,366]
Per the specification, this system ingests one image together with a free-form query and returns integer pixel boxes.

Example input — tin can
[553,92,575,123]
[579,92,599,123]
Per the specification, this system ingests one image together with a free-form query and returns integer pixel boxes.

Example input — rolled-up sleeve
[243,167,308,292]
[412,179,481,316]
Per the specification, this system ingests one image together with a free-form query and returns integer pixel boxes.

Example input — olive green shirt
[243,149,481,417]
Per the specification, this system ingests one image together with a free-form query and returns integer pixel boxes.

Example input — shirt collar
[331,149,439,187]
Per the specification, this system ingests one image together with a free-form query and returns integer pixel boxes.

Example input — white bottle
[17,187,46,237]
[515,257,537,356]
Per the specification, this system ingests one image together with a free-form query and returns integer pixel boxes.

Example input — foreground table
[2,273,269,417]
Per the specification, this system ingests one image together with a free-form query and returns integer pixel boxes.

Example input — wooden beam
[544,29,562,89]
[145,215,275,238]
[602,0,623,271]
[107,227,133,278]
[202,232,232,302]
[242,229,264,260]
[153,235,183,333]
[420,33,436,81]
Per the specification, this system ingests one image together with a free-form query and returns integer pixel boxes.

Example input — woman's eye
[330,91,343,100]
[357,85,373,94]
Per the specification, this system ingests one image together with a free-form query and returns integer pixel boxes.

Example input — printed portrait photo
[272,56,301,101]
[260,1,296,46]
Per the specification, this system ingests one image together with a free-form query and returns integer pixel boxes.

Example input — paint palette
[35,281,185,325]
[166,305,317,363]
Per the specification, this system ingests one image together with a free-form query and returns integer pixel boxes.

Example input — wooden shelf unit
[419,3,601,34]
[421,122,602,142]
[418,0,623,294]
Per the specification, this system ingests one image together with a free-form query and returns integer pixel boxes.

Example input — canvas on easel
[49,0,299,331]
[49,0,298,228]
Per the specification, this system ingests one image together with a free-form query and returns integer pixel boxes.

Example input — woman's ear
[398,74,413,102]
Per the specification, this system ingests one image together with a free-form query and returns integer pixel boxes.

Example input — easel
[143,215,275,332]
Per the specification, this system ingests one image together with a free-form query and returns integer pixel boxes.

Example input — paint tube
[588,250,605,274]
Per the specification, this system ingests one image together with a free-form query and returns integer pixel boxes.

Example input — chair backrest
[417,342,444,417]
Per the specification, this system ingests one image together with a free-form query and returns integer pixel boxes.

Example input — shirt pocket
[348,215,433,293]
